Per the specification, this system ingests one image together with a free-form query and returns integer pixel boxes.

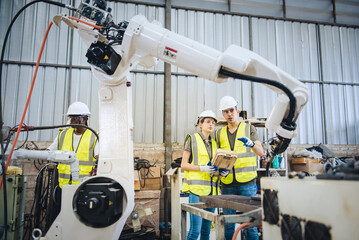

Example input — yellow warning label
[109,201,113,206]
[104,55,109,60]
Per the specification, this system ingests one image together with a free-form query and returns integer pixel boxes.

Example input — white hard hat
[219,96,237,111]
[197,110,217,124]
[67,102,91,117]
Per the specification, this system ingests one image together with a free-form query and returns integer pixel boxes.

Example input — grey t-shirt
[184,133,213,164]
[227,124,259,151]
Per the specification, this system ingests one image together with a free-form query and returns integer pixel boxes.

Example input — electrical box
[0,175,26,240]
[261,177,359,240]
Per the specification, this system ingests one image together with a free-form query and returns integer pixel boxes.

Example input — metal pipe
[164,0,172,238]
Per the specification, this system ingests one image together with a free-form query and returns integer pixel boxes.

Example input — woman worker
[181,110,229,240]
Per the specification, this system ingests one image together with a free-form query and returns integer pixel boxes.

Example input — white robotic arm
[117,15,309,139]
[54,13,308,154]
[48,2,309,239]
[11,148,80,182]
[54,13,308,134]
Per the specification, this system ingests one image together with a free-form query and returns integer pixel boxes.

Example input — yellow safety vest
[216,123,257,184]
[57,128,98,188]
[182,133,219,196]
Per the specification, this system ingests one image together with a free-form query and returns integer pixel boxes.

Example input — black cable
[218,68,297,125]
[27,124,99,142]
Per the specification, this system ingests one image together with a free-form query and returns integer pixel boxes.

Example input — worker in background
[47,101,99,207]
[215,96,264,240]
[181,110,227,240]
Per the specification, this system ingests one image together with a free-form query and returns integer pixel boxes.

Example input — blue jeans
[221,184,258,240]
[187,193,215,240]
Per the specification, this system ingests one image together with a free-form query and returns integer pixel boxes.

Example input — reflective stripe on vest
[181,133,219,196]
[216,123,257,184]
[57,128,97,188]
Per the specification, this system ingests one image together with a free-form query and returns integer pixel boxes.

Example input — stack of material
[291,158,324,174]
[138,166,162,191]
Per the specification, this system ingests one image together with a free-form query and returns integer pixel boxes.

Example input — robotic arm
[114,15,308,158]
[54,11,308,156]
[11,147,80,181]
[48,1,308,239]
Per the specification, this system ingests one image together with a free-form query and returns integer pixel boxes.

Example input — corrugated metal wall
[1,0,358,145]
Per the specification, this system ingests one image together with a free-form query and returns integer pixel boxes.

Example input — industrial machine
[4,0,309,239]
[261,177,359,240]
[0,175,26,240]
[0,146,79,240]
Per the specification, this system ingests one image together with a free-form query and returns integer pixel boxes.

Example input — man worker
[47,101,99,188]
[215,96,264,240]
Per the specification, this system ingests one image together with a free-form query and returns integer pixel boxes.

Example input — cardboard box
[140,178,161,191]
[291,158,324,174]
[124,190,161,236]
[134,170,140,191]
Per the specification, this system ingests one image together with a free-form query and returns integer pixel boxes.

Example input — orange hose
[0,21,53,190]
[68,16,102,30]
[232,222,252,240]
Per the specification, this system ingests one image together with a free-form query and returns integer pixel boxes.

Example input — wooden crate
[291,158,324,174]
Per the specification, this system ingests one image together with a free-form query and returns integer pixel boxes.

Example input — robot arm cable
[218,68,297,126]
[12,124,99,143]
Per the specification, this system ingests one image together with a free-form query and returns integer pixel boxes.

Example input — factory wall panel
[251,18,322,144]
[320,25,359,144]
[170,11,251,143]
[132,73,164,143]
[1,0,359,145]
[251,18,278,124]
[323,84,348,144]
[172,0,359,27]
[0,0,72,64]
[296,83,324,144]
[320,25,344,83]
[339,28,359,84]
[1,65,69,142]
[344,85,359,144]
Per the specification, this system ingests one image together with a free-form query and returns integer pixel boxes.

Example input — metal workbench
[181,195,262,240]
